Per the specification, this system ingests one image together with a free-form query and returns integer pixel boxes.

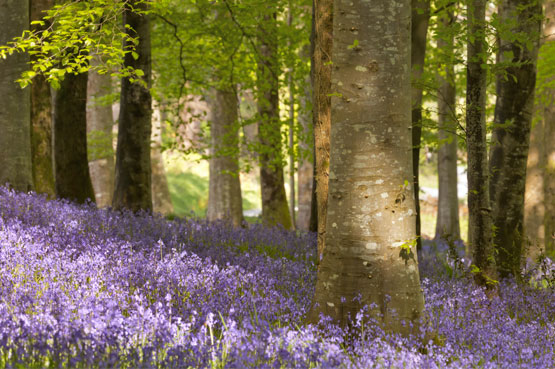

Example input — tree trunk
[206,88,244,227]
[435,9,460,241]
[308,0,424,333]
[113,0,152,212]
[257,12,292,229]
[87,56,115,208]
[545,103,555,255]
[524,118,545,258]
[151,103,174,215]
[411,0,431,252]
[297,77,314,231]
[466,0,496,286]
[542,0,555,256]
[54,72,95,203]
[312,0,333,257]
[488,0,541,278]
[30,0,55,197]
[0,0,33,192]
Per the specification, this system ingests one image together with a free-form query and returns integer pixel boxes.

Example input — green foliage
[0,0,148,89]
[536,39,555,110]
[150,0,311,171]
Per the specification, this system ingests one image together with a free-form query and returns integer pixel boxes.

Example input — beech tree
[311,0,333,258]
[54,71,96,203]
[206,87,244,226]
[435,7,460,240]
[488,0,542,277]
[466,0,496,286]
[30,0,55,197]
[411,0,431,251]
[0,0,33,192]
[525,1,554,257]
[542,1,555,255]
[87,56,115,208]
[256,9,292,229]
[151,104,174,215]
[297,76,313,231]
[113,0,153,212]
[309,0,424,332]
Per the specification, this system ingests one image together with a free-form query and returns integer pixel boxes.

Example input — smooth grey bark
[435,10,460,241]
[0,0,33,192]
[87,56,115,208]
[308,0,424,333]
[54,72,96,203]
[151,104,174,215]
[206,88,244,227]
[113,0,153,212]
[524,118,545,258]
[257,12,292,229]
[30,0,55,197]
[524,1,554,258]
[411,0,431,252]
[488,0,541,277]
[312,0,333,257]
[466,0,496,286]
[541,0,555,256]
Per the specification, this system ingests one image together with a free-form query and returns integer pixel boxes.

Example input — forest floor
[0,187,554,368]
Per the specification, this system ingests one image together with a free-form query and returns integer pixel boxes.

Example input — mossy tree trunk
[488,0,541,277]
[30,0,55,197]
[0,0,33,192]
[113,0,153,212]
[54,72,95,203]
[466,0,496,286]
[257,10,292,229]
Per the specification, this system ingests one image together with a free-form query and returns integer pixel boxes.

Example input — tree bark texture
[257,13,292,229]
[54,72,95,203]
[435,10,460,241]
[312,0,333,258]
[488,0,541,277]
[0,0,33,192]
[411,0,431,251]
[297,77,314,231]
[151,104,174,215]
[524,118,545,258]
[545,103,555,254]
[542,1,555,255]
[206,88,244,227]
[288,83,297,229]
[308,0,424,333]
[30,0,55,197]
[466,0,496,286]
[86,56,115,208]
[113,0,153,212]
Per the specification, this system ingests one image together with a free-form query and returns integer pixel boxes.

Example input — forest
[0,0,554,367]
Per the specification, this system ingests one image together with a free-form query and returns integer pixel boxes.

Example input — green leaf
[347,39,359,50]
